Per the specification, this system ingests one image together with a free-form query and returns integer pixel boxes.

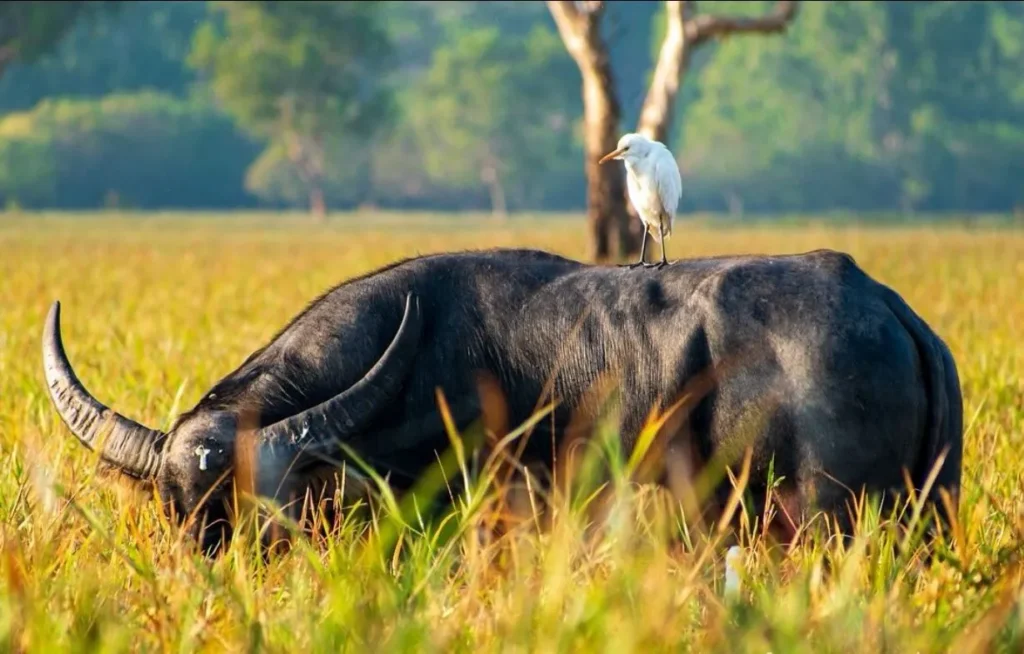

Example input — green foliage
[0,92,260,209]
[679,1,1024,213]
[408,24,582,212]
[243,135,373,209]
[0,136,55,208]
[0,2,122,78]
[0,2,206,113]
[189,1,394,140]
[188,1,396,210]
[0,1,1021,214]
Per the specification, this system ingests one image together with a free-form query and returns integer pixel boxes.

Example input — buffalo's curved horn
[257,293,423,460]
[42,302,165,480]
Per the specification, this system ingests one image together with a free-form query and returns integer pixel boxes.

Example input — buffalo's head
[41,295,422,554]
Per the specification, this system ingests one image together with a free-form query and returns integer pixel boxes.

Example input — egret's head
[599,133,656,165]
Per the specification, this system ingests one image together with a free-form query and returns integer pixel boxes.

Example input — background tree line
[0,1,1021,224]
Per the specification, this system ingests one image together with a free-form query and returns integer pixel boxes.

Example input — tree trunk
[726,190,744,217]
[480,156,508,221]
[309,185,326,222]
[581,68,634,261]
[282,124,328,222]
[548,1,642,263]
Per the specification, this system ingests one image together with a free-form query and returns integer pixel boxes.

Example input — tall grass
[0,213,1022,652]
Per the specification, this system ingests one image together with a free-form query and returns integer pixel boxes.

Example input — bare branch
[548,1,598,65]
[546,1,605,68]
[636,1,688,141]
[687,1,799,47]
[637,0,799,144]
[577,1,604,15]
[547,1,586,62]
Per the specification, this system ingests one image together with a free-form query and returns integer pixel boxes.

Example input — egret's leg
[645,222,670,269]
[658,223,669,268]
[622,229,648,269]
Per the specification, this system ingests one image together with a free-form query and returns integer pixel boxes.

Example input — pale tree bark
[548,0,641,262]
[725,190,744,217]
[481,165,508,221]
[481,147,508,220]
[306,135,327,222]
[628,1,799,259]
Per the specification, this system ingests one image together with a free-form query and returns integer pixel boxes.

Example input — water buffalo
[42,248,962,553]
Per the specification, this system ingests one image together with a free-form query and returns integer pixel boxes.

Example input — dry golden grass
[0,211,1022,652]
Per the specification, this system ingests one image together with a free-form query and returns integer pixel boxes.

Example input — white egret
[599,133,682,269]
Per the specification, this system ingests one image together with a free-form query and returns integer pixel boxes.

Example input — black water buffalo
[42,248,962,552]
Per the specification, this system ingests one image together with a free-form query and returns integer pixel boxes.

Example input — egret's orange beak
[599,147,626,164]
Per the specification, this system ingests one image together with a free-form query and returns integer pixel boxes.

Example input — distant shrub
[0,91,261,210]
[0,136,57,208]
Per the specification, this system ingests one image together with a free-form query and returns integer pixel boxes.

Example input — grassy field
[0,212,1022,652]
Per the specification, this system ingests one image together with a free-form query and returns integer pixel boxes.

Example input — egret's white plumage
[724,545,743,599]
[599,133,682,268]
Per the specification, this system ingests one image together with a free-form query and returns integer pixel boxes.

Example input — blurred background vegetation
[0,1,1021,220]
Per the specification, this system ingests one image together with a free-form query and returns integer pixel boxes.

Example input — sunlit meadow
[0,212,1022,652]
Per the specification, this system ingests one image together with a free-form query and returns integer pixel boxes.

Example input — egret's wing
[625,166,644,213]
[654,150,683,216]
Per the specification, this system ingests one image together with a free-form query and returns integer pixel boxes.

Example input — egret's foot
[619,262,645,269]
[642,261,670,270]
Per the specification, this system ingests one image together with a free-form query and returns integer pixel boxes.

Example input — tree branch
[547,1,585,61]
[687,1,799,47]
[546,1,605,69]
[547,0,639,260]
[636,1,688,141]
[637,0,799,143]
